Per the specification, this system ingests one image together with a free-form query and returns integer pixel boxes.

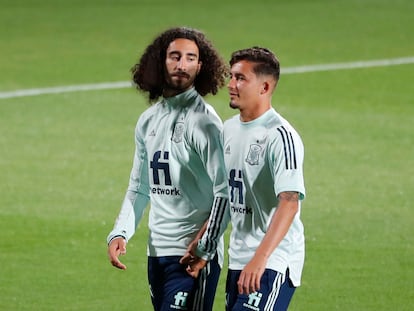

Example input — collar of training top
[163,87,197,107]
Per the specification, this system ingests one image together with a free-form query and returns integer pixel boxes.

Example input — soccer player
[183,47,306,310]
[106,27,229,311]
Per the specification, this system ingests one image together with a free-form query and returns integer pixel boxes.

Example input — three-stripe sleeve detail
[277,126,297,170]
[205,196,227,253]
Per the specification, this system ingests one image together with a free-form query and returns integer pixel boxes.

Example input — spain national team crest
[171,122,184,143]
[245,144,261,165]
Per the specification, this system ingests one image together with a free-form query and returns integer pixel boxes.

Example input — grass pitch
[1,0,413,310]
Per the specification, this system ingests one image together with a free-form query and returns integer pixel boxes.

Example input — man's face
[164,38,201,95]
[227,60,264,110]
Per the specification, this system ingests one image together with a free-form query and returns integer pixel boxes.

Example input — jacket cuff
[107,233,127,245]
[195,240,216,261]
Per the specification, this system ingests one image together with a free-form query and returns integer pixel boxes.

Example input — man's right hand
[107,237,127,270]
[186,257,208,278]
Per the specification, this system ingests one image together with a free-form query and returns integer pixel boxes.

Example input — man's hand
[237,254,267,294]
[107,237,127,270]
[179,239,207,278]
[180,254,208,278]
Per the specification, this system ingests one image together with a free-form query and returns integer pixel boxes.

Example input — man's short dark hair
[230,47,280,81]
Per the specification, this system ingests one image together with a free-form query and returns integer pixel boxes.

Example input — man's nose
[176,58,187,70]
[227,77,235,88]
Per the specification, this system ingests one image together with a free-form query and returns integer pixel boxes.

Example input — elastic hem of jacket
[107,235,126,246]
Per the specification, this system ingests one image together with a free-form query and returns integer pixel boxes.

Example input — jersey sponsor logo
[150,151,172,185]
[229,169,252,214]
[151,187,181,195]
[231,206,252,214]
[277,126,297,170]
[150,151,181,196]
[245,144,262,165]
[171,291,188,310]
[243,292,263,310]
[229,169,243,204]
[171,122,184,143]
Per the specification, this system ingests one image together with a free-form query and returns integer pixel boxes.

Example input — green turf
[1,0,413,310]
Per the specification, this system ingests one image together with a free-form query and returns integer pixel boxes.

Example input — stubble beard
[165,74,194,94]
[229,100,239,110]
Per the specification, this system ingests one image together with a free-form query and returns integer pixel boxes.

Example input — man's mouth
[172,73,189,79]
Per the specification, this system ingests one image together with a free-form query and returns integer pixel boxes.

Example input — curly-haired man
[107,27,229,311]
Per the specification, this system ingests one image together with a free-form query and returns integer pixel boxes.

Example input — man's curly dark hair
[131,27,228,102]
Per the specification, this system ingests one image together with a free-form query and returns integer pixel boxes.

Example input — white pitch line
[281,56,414,74]
[1,56,413,100]
[0,81,132,100]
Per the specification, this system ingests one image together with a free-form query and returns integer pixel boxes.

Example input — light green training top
[224,108,306,286]
[197,107,306,286]
[107,88,228,266]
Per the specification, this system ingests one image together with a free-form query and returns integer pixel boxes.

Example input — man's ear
[261,81,270,94]
[261,79,277,94]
